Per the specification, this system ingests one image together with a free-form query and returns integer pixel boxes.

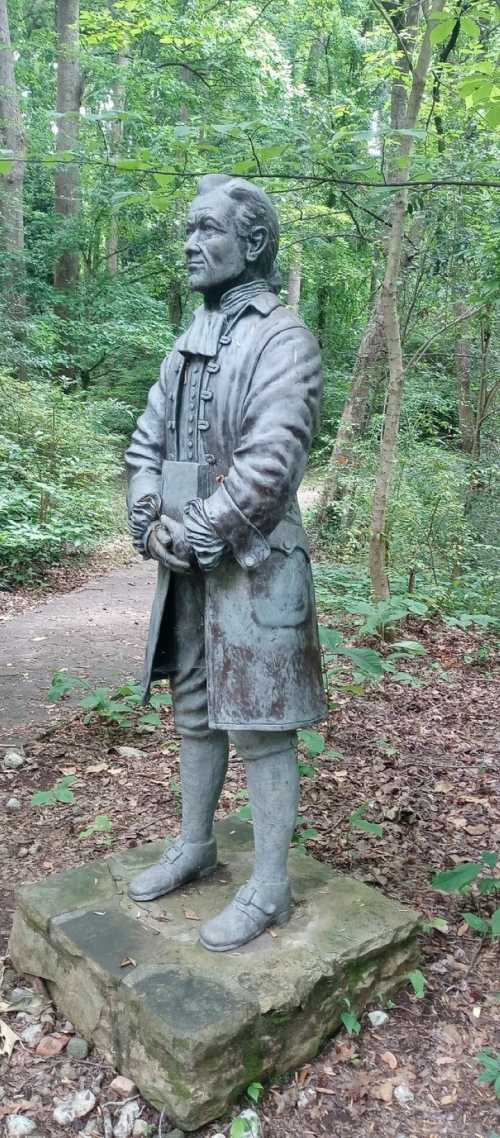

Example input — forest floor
[0,566,499,1137]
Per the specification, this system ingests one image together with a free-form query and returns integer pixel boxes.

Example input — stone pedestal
[10,817,420,1131]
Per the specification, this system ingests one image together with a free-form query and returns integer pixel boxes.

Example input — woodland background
[0,0,498,626]
[0,4,499,1136]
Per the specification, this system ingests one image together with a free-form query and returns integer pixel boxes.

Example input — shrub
[0,374,126,586]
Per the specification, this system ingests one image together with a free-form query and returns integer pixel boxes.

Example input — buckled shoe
[127,835,217,902]
[199,879,292,951]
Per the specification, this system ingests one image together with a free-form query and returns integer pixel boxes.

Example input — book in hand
[160,460,215,523]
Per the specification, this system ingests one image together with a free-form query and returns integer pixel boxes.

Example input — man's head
[184,175,280,298]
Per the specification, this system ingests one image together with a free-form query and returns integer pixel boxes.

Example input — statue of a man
[125,174,326,951]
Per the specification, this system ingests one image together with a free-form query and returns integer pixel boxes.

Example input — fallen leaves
[369,1078,395,1103]
[183,909,200,921]
[380,1050,398,1070]
[0,1018,20,1060]
[119,957,137,969]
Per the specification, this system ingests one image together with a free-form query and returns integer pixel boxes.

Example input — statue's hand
[147,515,194,573]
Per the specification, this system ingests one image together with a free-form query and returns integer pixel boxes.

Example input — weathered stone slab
[10,816,420,1131]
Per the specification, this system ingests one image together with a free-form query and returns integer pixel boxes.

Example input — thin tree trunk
[317,7,423,527]
[105,50,128,274]
[0,0,26,321]
[317,289,385,519]
[168,278,183,332]
[369,0,444,599]
[455,299,475,453]
[287,253,301,311]
[54,0,81,294]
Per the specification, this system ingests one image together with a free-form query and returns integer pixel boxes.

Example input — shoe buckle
[161,839,184,864]
[236,885,274,917]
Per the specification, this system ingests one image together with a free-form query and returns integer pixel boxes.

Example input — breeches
[169,574,297,761]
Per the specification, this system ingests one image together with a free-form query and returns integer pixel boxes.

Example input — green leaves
[47,674,170,730]
[48,671,82,701]
[430,16,458,45]
[246,1082,263,1104]
[79,814,113,841]
[298,729,325,757]
[408,969,426,999]
[349,804,384,838]
[31,775,76,807]
[341,1000,362,1035]
[431,861,483,892]
[476,1051,500,1098]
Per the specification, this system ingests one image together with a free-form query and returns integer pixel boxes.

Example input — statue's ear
[246,225,268,264]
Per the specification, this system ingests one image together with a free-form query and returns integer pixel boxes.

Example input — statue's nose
[185,231,200,254]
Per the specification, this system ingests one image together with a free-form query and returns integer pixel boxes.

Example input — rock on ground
[53,1088,96,1125]
[113,1100,141,1138]
[66,1035,90,1059]
[5,1118,38,1137]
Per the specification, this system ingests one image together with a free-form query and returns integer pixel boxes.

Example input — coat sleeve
[202,322,322,569]
[124,356,168,551]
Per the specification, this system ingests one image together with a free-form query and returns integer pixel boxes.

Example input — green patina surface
[9,814,420,1131]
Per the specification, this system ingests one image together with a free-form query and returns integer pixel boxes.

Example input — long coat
[125,289,327,731]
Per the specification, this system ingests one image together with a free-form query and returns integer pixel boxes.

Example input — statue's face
[184,191,248,294]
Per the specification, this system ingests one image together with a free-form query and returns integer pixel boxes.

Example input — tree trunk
[317,288,385,519]
[287,254,301,311]
[369,0,444,599]
[317,7,423,528]
[454,299,475,453]
[105,50,128,274]
[0,0,26,321]
[168,278,183,332]
[54,0,81,293]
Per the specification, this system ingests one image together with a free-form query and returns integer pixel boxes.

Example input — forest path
[0,558,156,745]
[0,481,322,745]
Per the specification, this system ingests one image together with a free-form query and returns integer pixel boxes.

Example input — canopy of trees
[0,0,498,613]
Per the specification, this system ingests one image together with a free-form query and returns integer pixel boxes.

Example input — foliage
[48,672,171,728]
[431,851,499,895]
[31,775,76,807]
[292,815,319,850]
[349,804,384,838]
[408,969,426,999]
[462,909,500,940]
[340,999,362,1036]
[79,814,113,843]
[0,0,498,606]
[320,625,425,690]
[0,376,124,586]
[246,1082,264,1105]
[432,853,500,941]
[476,1051,500,1099]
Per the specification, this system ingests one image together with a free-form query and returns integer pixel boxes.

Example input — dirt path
[0,482,324,746]
[0,558,157,746]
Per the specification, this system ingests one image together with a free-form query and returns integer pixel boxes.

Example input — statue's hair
[196,174,280,290]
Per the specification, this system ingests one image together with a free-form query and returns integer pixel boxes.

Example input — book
[160,460,215,522]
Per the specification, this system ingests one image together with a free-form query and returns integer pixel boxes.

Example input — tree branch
[370,0,415,73]
[406,302,487,371]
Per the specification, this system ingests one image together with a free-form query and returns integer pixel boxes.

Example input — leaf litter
[0,618,498,1137]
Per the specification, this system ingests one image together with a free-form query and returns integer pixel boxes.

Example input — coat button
[219,334,232,345]
[207,361,220,373]
[282,539,294,553]
[244,552,257,568]
[205,454,216,464]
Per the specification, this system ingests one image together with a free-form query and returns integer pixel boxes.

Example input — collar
[177,280,281,358]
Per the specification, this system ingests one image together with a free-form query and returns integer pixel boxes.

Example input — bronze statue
[125,174,326,951]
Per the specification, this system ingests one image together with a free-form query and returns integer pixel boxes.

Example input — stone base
[10,817,420,1131]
